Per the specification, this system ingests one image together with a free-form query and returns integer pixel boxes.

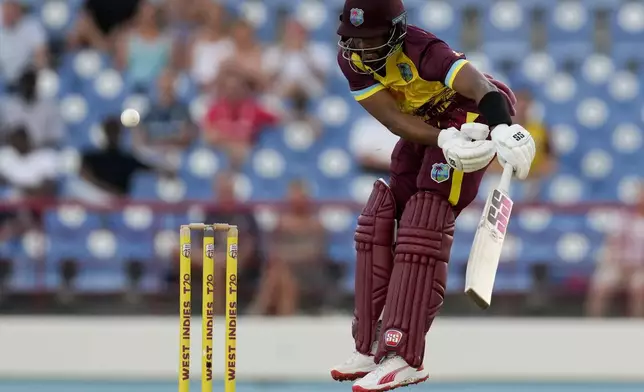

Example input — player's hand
[437,127,496,173]
[490,124,536,180]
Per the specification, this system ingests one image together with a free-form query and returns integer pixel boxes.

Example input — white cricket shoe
[352,355,429,392]
[330,351,378,381]
[332,321,382,382]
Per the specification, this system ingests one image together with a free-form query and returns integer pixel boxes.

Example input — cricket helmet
[337,0,408,74]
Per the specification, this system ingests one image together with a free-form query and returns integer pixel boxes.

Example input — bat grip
[498,164,514,194]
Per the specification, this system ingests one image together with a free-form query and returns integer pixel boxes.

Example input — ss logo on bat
[486,190,513,235]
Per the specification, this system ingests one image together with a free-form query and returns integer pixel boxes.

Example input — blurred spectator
[283,89,322,139]
[249,179,333,315]
[203,71,279,168]
[0,254,11,304]
[491,88,557,200]
[0,126,58,198]
[263,19,328,100]
[222,19,265,89]
[349,117,398,175]
[133,70,196,158]
[68,0,140,51]
[165,0,201,44]
[0,0,48,86]
[0,68,64,148]
[205,171,262,313]
[115,1,172,91]
[586,185,644,318]
[71,117,154,202]
[188,1,233,90]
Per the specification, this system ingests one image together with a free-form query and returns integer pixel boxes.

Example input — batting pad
[375,192,454,368]
[353,179,397,355]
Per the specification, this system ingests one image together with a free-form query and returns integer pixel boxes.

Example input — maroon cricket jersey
[339,26,488,214]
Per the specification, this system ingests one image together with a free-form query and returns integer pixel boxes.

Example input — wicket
[179,223,238,392]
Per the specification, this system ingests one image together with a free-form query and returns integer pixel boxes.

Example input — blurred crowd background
[0,0,642,318]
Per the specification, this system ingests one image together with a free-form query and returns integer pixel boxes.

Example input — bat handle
[498,164,514,194]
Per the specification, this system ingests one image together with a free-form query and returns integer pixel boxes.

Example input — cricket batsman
[329,1,536,391]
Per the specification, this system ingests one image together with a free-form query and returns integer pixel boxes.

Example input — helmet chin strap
[338,27,404,75]
[344,43,401,75]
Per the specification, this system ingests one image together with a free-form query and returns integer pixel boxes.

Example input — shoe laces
[371,354,399,377]
[344,351,365,365]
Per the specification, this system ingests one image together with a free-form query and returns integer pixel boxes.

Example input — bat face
[464,188,514,309]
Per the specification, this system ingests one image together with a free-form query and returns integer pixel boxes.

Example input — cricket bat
[464,164,515,309]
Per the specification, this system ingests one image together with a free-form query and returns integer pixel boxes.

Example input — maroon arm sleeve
[416,38,468,89]
[415,36,517,115]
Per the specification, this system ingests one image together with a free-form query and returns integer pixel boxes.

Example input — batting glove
[490,124,536,180]
[460,122,490,141]
[438,127,496,173]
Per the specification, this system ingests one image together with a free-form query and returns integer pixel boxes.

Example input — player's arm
[451,64,536,178]
[355,87,495,173]
[419,40,514,128]
[339,53,495,172]
[358,89,441,146]
[422,42,535,178]
[338,52,442,146]
[451,63,513,128]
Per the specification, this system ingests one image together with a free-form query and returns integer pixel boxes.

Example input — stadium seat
[544,2,594,64]
[408,1,464,46]
[481,1,531,61]
[37,0,79,39]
